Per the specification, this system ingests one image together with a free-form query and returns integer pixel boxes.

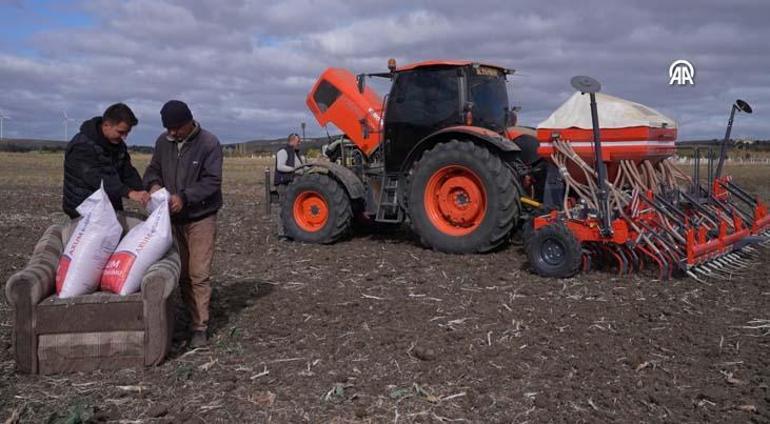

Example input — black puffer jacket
[62,117,143,218]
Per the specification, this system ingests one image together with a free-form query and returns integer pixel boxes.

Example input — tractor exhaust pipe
[571,75,613,237]
[715,99,752,179]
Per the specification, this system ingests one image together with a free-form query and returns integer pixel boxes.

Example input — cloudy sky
[0,0,767,145]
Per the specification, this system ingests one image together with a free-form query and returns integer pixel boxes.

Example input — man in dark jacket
[63,103,149,218]
[143,100,223,348]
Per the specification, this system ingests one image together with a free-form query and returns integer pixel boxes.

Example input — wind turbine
[0,110,8,140]
[63,111,76,141]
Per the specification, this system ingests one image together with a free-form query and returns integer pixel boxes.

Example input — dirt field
[1,152,769,423]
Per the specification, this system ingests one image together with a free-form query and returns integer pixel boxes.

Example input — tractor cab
[383,61,514,172]
[306,60,517,171]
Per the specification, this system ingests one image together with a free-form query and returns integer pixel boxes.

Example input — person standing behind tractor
[273,132,305,238]
[63,103,150,218]
[143,100,223,348]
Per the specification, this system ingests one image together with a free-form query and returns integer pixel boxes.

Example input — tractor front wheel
[526,223,582,278]
[407,140,519,253]
[281,173,352,243]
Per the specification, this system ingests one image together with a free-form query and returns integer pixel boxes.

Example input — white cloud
[0,0,768,143]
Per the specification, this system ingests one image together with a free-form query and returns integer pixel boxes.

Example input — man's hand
[128,190,150,207]
[169,194,184,214]
[149,184,162,194]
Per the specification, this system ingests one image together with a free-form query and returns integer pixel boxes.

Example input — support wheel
[407,140,519,253]
[526,223,582,278]
[281,173,352,243]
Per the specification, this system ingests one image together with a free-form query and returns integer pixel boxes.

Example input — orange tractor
[279,59,770,279]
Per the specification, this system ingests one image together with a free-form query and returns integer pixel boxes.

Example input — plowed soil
[1,153,769,423]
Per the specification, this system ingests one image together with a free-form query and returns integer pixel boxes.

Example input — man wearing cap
[63,103,149,218]
[143,100,223,348]
[273,132,305,237]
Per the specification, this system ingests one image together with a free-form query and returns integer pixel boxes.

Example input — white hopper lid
[537,92,677,130]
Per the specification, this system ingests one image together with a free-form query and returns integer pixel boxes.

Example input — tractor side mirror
[357,74,366,94]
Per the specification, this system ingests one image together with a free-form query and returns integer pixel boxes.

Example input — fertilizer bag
[100,188,173,295]
[56,183,122,298]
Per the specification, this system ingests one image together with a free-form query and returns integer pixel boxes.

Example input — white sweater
[276,149,305,172]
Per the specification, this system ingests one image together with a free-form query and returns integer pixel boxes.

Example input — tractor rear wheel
[526,222,581,278]
[407,140,519,253]
[281,173,352,243]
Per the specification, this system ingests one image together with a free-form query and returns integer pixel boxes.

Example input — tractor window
[469,74,508,132]
[313,79,341,112]
[388,68,460,128]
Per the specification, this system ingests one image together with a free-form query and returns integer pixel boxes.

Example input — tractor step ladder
[376,174,403,223]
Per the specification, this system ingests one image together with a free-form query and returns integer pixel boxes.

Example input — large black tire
[407,140,519,253]
[281,173,352,243]
[526,222,582,278]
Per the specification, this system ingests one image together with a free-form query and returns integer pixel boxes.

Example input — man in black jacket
[143,100,223,348]
[63,103,149,218]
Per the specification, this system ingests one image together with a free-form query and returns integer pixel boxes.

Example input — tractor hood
[538,92,677,130]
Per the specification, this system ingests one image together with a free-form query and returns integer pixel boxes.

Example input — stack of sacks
[54,184,173,298]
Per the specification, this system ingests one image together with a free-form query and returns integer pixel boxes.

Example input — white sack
[537,92,677,130]
[100,188,173,295]
[56,182,122,298]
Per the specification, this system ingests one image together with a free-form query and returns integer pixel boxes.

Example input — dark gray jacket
[143,124,223,223]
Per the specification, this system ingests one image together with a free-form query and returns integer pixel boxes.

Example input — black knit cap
[160,100,193,129]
